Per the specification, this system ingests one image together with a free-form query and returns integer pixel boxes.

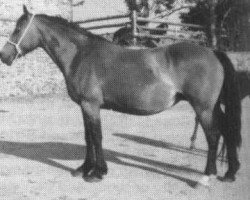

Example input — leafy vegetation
[181,0,250,51]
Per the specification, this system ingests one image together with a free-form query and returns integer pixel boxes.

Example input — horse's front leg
[72,100,107,182]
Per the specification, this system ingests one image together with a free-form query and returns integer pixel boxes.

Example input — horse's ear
[23,5,29,15]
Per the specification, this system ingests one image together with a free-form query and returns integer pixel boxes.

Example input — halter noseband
[7,14,35,58]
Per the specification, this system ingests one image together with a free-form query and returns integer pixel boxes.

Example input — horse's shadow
[0,134,204,188]
[113,133,208,157]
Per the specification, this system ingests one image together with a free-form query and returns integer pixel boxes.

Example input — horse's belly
[103,83,176,115]
[138,83,176,112]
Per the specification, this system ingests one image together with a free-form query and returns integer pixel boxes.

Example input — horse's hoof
[71,164,107,182]
[72,169,104,182]
[83,168,104,182]
[197,175,217,188]
[101,167,108,175]
[83,174,103,183]
[218,175,235,182]
[71,167,84,177]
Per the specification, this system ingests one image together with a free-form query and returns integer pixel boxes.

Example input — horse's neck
[39,22,90,77]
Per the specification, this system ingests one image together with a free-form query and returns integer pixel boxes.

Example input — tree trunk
[209,0,218,49]
[69,0,73,22]
[238,0,250,51]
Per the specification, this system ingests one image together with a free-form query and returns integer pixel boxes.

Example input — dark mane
[37,14,109,42]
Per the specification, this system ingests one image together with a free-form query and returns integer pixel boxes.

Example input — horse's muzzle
[0,51,13,66]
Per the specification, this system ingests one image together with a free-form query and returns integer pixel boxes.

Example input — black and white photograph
[0,0,249,199]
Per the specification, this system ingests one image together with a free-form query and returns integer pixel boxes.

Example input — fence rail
[0,17,16,23]
[138,25,203,35]
[85,22,129,31]
[135,33,200,43]
[137,17,203,29]
[74,14,129,24]
[76,11,204,43]
[0,10,204,43]
[134,11,203,43]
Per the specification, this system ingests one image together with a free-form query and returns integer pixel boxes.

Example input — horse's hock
[0,48,249,98]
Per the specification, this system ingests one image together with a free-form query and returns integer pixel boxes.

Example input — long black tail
[214,51,242,153]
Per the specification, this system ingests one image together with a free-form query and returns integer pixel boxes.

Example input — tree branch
[72,0,85,7]
[221,8,231,28]
[155,5,194,19]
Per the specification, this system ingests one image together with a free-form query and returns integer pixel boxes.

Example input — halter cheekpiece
[6,14,35,58]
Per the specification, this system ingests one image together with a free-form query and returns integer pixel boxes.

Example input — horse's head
[0,5,40,65]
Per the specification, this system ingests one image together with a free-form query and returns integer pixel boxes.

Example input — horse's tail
[214,51,242,156]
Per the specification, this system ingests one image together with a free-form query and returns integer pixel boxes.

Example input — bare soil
[0,95,249,200]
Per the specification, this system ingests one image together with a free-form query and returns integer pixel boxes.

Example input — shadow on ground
[0,137,203,188]
[113,133,208,157]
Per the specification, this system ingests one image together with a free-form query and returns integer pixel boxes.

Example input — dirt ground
[0,95,249,200]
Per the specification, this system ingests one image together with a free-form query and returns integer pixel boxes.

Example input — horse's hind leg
[199,104,239,182]
[194,103,222,185]
[221,122,240,182]
[222,141,240,182]
[190,116,199,149]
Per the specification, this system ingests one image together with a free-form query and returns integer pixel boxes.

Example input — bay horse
[190,70,250,150]
[0,6,242,185]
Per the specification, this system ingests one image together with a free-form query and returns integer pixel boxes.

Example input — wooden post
[28,0,32,10]
[208,0,218,49]
[69,0,73,22]
[131,10,137,46]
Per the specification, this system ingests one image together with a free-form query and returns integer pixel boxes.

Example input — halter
[6,14,35,61]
